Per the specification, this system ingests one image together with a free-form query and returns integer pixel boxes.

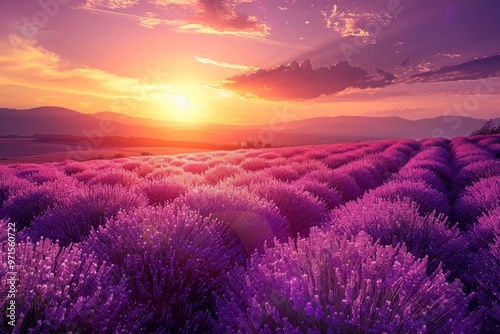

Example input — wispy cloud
[82,0,139,10]
[409,55,500,83]
[81,0,269,37]
[0,36,173,100]
[194,56,258,71]
[75,6,182,28]
[323,5,378,38]
[324,6,366,38]
[175,22,268,37]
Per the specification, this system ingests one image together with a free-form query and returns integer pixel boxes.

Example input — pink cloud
[220,59,396,100]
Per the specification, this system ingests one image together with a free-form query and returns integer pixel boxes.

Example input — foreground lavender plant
[0,238,147,333]
[85,205,244,333]
[217,231,476,333]
[329,197,464,277]
[467,237,500,332]
[469,206,500,252]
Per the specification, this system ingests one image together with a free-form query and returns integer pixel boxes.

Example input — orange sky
[0,0,499,124]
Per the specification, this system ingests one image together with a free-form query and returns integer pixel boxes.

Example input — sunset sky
[0,0,499,124]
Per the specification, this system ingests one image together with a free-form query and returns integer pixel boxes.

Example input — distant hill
[0,106,495,146]
[0,107,171,139]
[272,116,491,143]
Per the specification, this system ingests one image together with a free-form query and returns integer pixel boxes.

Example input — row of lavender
[0,135,499,333]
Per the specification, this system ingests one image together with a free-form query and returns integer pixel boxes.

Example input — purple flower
[85,205,242,332]
[455,160,500,189]
[302,169,362,202]
[135,178,187,206]
[145,166,184,180]
[453,176,500,230]
[403,158,453,184]
[295,179,344,210]
[29,184,146,246]
[216,231,475,333]
[204,164,241,184]
[182,162,210,174]
[329,197,463,276]
[0,238,145,333]
[62,162,87,175]
[467,237,500,332]
[248,180,329,237]
[240,158,273,171]
[223,170,274,188]
[88,169,140,187]
[391,167,447,193]
[365,180,451,216]
[264,165,302,182]
[176,185,288,255]
[1,180,73,230]
[0,174,31,207]
[335,162,383,192]
[468,206,500,251]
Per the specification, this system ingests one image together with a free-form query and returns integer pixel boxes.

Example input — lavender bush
[135,178,187,206]
[240,158,272,171]
[182,162,210,174]
[295,179,344,210]
[467,237,500,332]
[0,175,31,207]
[204,164,241,184]
[330,197,463,276]
[455,160,500,189]
[0,238,146,333]
[85,205,243,332]
[29,184,146,246]
[176,185,288,256]
[264,165,301,182]
[453,176,500,230]
[248,180,329,237]
[391,167,447,193]
[216,231,475,333]
[468,206,500,251]
[365,180,451,216]
[302,169,363,202]
[88,169,140,187]
[1,181,73,230]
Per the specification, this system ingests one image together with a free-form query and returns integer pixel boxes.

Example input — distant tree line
[33,134,272,151]
[471,119,500,136]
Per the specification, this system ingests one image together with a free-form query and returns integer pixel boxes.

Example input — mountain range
[0,106,495,146]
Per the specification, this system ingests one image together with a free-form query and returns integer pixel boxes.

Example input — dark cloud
[221,59,396,100]
[409,55,500,83]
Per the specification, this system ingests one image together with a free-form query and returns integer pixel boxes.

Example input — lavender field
[1,135,499,333]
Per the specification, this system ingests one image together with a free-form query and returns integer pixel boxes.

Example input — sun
[176,95,191,110]
[169,94,202,123]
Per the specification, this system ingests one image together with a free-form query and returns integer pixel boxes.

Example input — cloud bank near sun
[220,59,396,100]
